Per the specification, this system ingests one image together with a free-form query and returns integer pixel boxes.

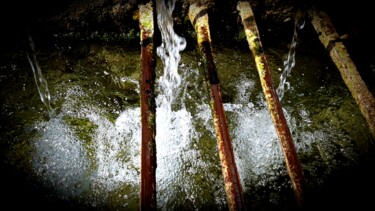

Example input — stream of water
[154,0,196,208]
[156,0,186,112]
[276,9,305,101]
[26,33,54,115]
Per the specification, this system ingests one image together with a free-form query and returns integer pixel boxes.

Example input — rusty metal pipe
[139,2,157,210]
[309,7,375,138]
[189,3,246,210]
[237,1,305,208]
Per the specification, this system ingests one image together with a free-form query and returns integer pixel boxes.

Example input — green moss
[5,136,35,173]
[63,116,98,170]
[235,30,247,41]
[106,183,140,210]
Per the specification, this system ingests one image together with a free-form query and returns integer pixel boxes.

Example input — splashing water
[26,34,54,115]
[156,0,187,114]
[4,44,372,210]
[31,85,142,208]
[154,0,199,208]
[276,10,305,100]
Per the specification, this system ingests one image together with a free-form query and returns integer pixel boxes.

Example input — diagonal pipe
[309,7,375,138]
[237,1,306,208]
[139,1,157,210]
[188,2,246,210]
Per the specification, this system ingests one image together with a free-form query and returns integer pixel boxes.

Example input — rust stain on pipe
[309,7,375,138]
[189,3,246,210]
[139,2,157,210]
[237,1,305,208]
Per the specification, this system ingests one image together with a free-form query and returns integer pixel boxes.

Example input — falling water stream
[276,9,305,101]
[26,34,54,115]
[154,0,195,208]
[1,2,375,211]
[155,0,186,111]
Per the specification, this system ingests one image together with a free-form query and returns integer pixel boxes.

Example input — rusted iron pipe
[309,7,375,138]
[189,3,246,210]
[237,1,305,208]
[139,2,157,210]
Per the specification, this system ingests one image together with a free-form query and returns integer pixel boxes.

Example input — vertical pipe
[139,2,157,210]
[188,3,246,210]
[237,1,305,208]
[309,7,375,138]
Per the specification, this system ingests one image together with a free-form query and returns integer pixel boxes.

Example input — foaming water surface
[1,40,375,210]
